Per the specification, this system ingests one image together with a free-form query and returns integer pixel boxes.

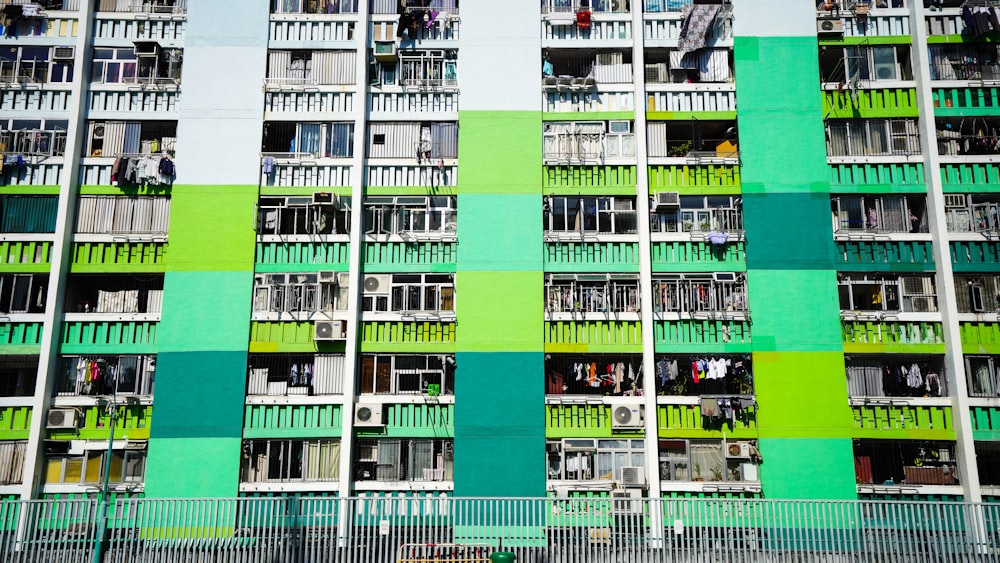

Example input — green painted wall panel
[747,271,842,352]
[457,111,542,195]
[454,352,545,497]
[742,193,837,269]
[457,271,542,353]
[145,437,242,498]
[757,438,857,500]
[458,195,541,272]
[160,185,257,272]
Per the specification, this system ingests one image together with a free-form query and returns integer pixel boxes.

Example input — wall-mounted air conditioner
[610,402,644,430]
[47,408,78,430]
[817,19,844,34]
[654,192,680,210]
[314,320,346,341]
[354,403,384,427]
[363,274,391,295]
[621,466,646,487]
[726,441,753,459]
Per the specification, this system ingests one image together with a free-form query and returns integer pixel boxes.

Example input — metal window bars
[241,439,340,483]
[545,275,641,314]
[651,274,748,316]
[0,128,66,157]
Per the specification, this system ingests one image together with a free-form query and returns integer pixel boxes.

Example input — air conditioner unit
[53,46,75,61]
[596,52,623,66]
[609,121,631,134]
[314,320,346,341]
[817,18,844,34]
[354,403,384,427]
[714,272,738,282]
[47,408,78,430]
[133,41,160,57]
[363,274,391,295]
[874,62,896,81]
[610,488,643,513]
[621,466,646,487]
[313,192,335,205]
[92,124,106,140]
[726,441,753,459]
[337,272,351,287]
[654,192,680,209]
[610,402,644,430]
[644,63,668,83]
[374,41,398,63]
[318,270,337,283]
[945,194,968,208]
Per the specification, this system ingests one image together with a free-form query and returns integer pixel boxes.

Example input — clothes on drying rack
[112,155,175,187]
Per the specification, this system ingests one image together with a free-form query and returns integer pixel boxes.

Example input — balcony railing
[95,0,187,14]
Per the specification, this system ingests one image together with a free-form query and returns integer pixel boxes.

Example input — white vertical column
[909,0,981,502]
[337,0,370,502]
[632,1,665,535]
[18,1,95,499]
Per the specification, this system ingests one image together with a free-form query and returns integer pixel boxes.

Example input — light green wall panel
[457,111,542,195]
[757,438,857,500]
[455,271,543,353]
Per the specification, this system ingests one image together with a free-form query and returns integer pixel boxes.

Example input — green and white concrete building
[0,0,997,504]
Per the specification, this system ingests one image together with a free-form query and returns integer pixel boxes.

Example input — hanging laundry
[700,397,719,418]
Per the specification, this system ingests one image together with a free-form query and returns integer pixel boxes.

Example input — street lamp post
[92,376,119,563]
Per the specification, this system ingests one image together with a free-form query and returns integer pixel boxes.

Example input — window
[272,0,358,14]
[646,120,739,159]
[258,196,351,235]
[854,440,956,486]
[64,274,164,314]
[0,274,47,314]
[253,273,348,314]
[976,442,1000,487]
[845,355,945,398]
[837,274,937,313]
[650,195,742,234]
[266,50,356,86]
[543,121,634,164]
[0,356,37,397]
[653,354,753,396]
[364,196,456,236]
[652,273,747,314]
[91,46,182,85]
[354,439,453,482]
[242,439,340,483]
[0,46,73,84]
[826,119,920,157]
[928,44,1000,81]
[359,355,454,395]
[545,354,642,396]
[546,439,646,482]
[657,439,760,483]
[966,356,1000,397]
[399,49,457,89]
[0,441,26,485]
[97,0,189,14]
[44,444,147,486]
[545,196,637,235]
[261,122,354,158]
[247,354,346,396]
[942,194,1000,233]
[831,195,927,234]
[56,355,156,397]
[0,118,68,157]
[545,274,640,314]
[367,122,457,160]
[84,121,177,158]
[543,0,627,13]
[955,275,1000,314]
[819,45,912,84]
[362,273,455,314]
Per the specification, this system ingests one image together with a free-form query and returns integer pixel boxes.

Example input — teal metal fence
[1,496,999,562]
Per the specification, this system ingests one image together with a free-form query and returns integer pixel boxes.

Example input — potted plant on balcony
[694,463,703,482]
[669,140,692,158]
[710,465,724,482]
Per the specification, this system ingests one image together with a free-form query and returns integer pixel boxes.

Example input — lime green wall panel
[753,352,853,439]
[161,185,257,271]
[457,111,542,195]
[455,271,542,353]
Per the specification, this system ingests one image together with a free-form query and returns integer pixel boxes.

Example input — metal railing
[2,496,1000,562]
[94,0,187,14]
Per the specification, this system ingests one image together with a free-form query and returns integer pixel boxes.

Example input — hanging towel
[700,397,719,418]
[677,4,722,56]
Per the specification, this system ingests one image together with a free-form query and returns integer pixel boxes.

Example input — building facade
[0,0,996,505]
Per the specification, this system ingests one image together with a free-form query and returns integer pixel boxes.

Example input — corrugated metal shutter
[75,196,98,233]
[313,354,345,394]
[376,440,402,481]
[93,196,115,233]
[248,368,268,395]
[0,441,25,485]
[100,121,127,158]
[146,289,163,313]
[0,196,58,234]
[314,51,355,85]
[846,360,883,396]
[370,0,396,14]
[112,197,134,232]
[368,123,420,158]
[647,122,667,157]
[268,50,291,80]
[430,122,458,159]
[131,197,153,232]
[827,122,849,157]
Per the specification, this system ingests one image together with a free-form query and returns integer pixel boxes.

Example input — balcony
[545,354,642,398]
[359,354,453,397]
[246,354,346,399]
[241,438,339,492]
[364,195,456,243]
[53,354,155,401]
[354,438,453,490]
[854,439,959,495]
[543,120,635,165]
[94,0,186,15]
[643,2,733,46]
[647,120,738,164]
[845,354,946,399]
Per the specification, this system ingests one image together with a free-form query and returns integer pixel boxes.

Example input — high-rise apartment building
[0,0,997,505]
